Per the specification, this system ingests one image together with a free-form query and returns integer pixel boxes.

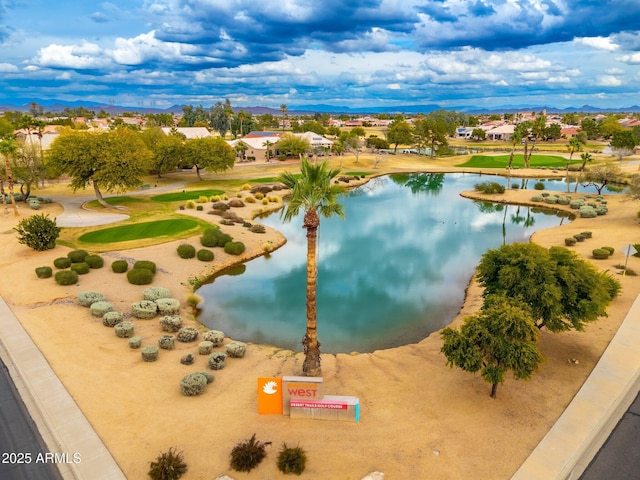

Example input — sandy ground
[1,159,640,479]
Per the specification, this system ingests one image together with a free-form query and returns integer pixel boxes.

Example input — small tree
[441,295,543,398]
[14,213,60,251]
[579,163,623,195]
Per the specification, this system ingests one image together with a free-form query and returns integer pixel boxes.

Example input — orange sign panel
[257,377,283,414]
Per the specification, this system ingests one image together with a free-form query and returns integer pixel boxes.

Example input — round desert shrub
[160,315,183,333]
[226,341,247,358]
[115,321,134,338]
[141,345,159,362]
[249,224,266,234]
[143,286,171,302]
[180,353,195,365]
[533,182,545,190]
[530,196,543,202]
[230,434,267,472]
[53,257,71,269]
[77,291,106,307]
[35,266,52,279]
[134,260,156,274]
[579,206,597,218]
[200,227,232,248]
[565,237,577,246]
[557,197,570,205]
[90,301,113,317]
[208,352,226,370]
[474,181,505,194]
[179,372,208,396]
[544,196,558,204]
[198,341,213,355]
[581,231,593,239]
[67,249,89,263]
[70,262,90,275]
[111,260,129,273]
[254,192,265,200]
[54,270,78,286]
[601,246,615,255]
[177,244,196,259]
[197,370,215,384]
[85,255,104,269]
[148,447,187,480]
[569,200,583,209]
[158,335,175,350]
[127,268,154,285]
[128,336,142,349]
[596,206,608,215]
[156,298,181,315]
[177,326,199,343]
[277,443,307,475]
[203,330,225,347]
[186,200,196,209]
[592,248,611,260]
[573,233,585,242]
[224,241,246,255]
[14,213,61,251]
[228,198,245,208]
[131,300,158,319]
[245,196,256,203]
[197,249,214,262]
[103,311,124,327]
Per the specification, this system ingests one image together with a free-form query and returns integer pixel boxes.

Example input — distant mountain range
[1,98,640,116]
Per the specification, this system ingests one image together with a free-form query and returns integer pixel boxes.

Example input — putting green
[150,189,225,202]
[460,154,579,169]
[78,219,200,243]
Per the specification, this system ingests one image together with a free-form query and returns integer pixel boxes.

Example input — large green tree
[441,295,543,398]
[278,160,345,376]
[183,136,235,181]
[386,119,413,153]
[276,134,311,158]
[0,136,19,215]
[47,128,153,207]
[413,116,449,157]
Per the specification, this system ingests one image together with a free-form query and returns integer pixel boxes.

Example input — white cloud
[619,53,640,64]
[574,37,619,51]
[31,41,110,69]
[110,31,198,65]
[0,63,18,72]
[387,83,401,89]
[548,76,570,83]
[596,75,622,86]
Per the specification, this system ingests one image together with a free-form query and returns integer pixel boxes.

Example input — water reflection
[198,173,570,353]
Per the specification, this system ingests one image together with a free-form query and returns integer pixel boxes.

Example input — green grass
[78,219,201,243]
[150,189,225,202]
[459,154,580,169]
[345,171,370,176]
[86,196,145,208]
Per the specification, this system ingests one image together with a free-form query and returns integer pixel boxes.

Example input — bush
[35,266,52,279]
[54,270,78,286]
[197,249,214,262]
[160,315,183,333]
[196,205,203,211]
[203,330,225,347]
[158,335,175,350]
[530,196,543,202]
[250,224,266,234]
[277,443,307,475]
[230,434,267,472]
[186,294,202,310]
[144,286,171,302]
[70,262,90,275]
[53,257,71,269]
[111,260,129,273]
[67,249,89,263]
[180,373,208,396]
[533,182,545,190]
[85,255,104,269]
[103,311,124,327]
[115,321,135,338]
[141,345,159,362]
[14,213,61,251]
[127,268,154,285]
[28,199,40,210]
[156,298,181,315]
[564,237,577,246]
[197,371,215,384]
[180,353,195,365]
[573,233,585,242]
[245,196,256,203]
[474,182,505,194]
[177,244,196,259]
[177,326,199,343]
[544,196,558,204]
[131,300,158,319]
[579,206,597,218]
[208,352,226,370]
[592,248,611,260]
[148,447,188,480]
[601,246,615,255]
[581,231,593,239]
[128,337,142,349]
[185,200,196,209]
[77,291,106,307]
[134,260,156,274]
[200,228,232,248]
[226,341,247,358]
[569,200,583,209]
[90,301,113,317]
[198,341,213,355]
[228,198,245,208]
[224,241,246,255]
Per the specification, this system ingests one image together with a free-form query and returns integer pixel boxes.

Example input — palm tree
[575,152,593,192]
[278,160,345,376]
[280,104,288,133]
[0,136,19,216]
[263,140,274,161]
[566,137,583,192]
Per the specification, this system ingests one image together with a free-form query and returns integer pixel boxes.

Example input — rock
[361,472,384,480]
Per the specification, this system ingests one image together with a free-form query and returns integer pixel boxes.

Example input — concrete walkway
[511,293,640,479]
[0,298,126,480]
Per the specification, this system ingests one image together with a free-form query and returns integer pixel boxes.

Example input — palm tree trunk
[302,209,321,376]
[4,158,19,216]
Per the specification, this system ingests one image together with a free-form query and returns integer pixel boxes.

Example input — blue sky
[1,0,639,110]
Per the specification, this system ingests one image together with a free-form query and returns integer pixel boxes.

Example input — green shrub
[115,321,135,338]
[14,213,61,251]
[196,205,203,211]
[245,196,256,203]
[85,255,104,269]
[226,341,247,358]
[197,371,215,384]
[208,352,226,370]
[134,260,156,274]
[177,244,196,259]
[230,434,267,472]
[530,196,543,202]
[127,268,154,285]
[158,335,175,350]
[180,373,208,396]
[35,266,52,279]
[573,234,585,242]
[77,291,106,307]
[557,197,570,205]
[601,246,615,255]
[110,260,128,273]
[544,196,558,204]
[67,249,89,263]
[581,231,593,239]
[144,286,171,302]
[185,200,196,209]
[198,341,214,355]
[564,237,577,246]
[128,336,142,349]
[596,206,608,216]
[141,345,159,362]
[592,248,611,260]
[70,262,90,275]
[54,270,78,286]
[579,206,597,218]
[131,300,158,319]
[277,443,307,475]
[177,326,199,343]
[224,241,246,255]
[103,311,124,327]
[569,200,583,209]
[250,224,266,234]
[533,182,545,190]
[148,447,188,480]
[197,249,214,262]
[28,199,41,210]
[180,353,195,365]
[156,298,181,315]
[203,330,225,347]
[90,301,113,317]
[541,192,550,197]
[186,294,202,310]
[53,257,71,269]
[160,315,183,333]
[200,228,232,248]
[474,182,505,194]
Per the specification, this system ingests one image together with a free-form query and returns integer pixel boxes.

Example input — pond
[197,173,571,354]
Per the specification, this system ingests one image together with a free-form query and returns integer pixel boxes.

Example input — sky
[1,0,640,110]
